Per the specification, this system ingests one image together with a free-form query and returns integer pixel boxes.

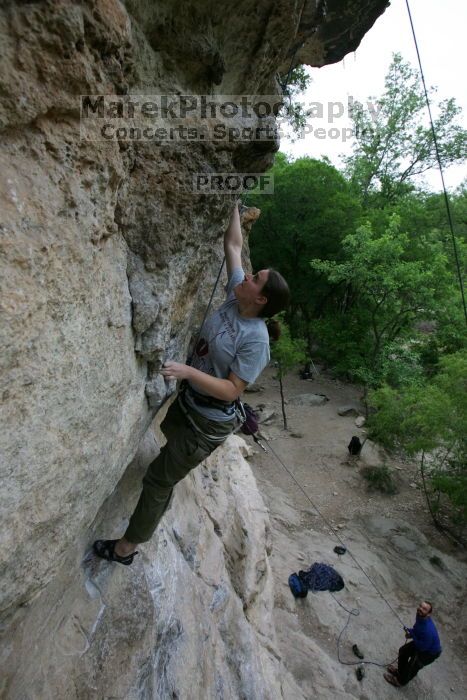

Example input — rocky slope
[250,367,467,699]
[0,1,389,696]
[3,432,308,699]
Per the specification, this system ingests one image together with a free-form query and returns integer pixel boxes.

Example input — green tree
[368,351,467,542]
[310,214,459,387]
[345,53,467,204]
[359,186,467,367]
[271,319,306,430]
[247,155,362,347]
[277,65,313,135]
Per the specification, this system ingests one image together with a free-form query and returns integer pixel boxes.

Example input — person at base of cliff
[92,201,290,565]
[384,600,442,688]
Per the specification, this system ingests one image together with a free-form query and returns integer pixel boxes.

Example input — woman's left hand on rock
[160,361,191,380]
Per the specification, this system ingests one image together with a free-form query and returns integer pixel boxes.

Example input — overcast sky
[281,0,467,191]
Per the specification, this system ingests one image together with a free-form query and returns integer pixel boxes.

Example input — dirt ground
[245,365,467,700]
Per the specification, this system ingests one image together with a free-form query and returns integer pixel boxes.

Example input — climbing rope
[190,201,410,666]
[263,437,406,627]
[189,197,252,362]
[331,593,398,668]
[277,0,308,95]
[195,256,225,342]
[260,436,405,667]
[405,0,467,326]
[191,212,408,662]
[277,41,306,96]
[187,256,225,366]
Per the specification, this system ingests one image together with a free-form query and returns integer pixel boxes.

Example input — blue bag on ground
[288,573,308,598]
[298,562,344,592]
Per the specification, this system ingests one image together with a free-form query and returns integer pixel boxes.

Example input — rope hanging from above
[405,0,467,325]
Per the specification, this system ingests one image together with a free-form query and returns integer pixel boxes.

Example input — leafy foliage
[247,155,362,346]
[345,53,467,203]
[277,66,313,135]
[247,51,467,534]
[361,185,467,363]
[368,352,467,537]
[310,215,457,386]
[360,465,398,495]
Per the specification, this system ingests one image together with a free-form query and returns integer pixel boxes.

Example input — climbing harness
[177,389,236,444]
[182,381,236,416]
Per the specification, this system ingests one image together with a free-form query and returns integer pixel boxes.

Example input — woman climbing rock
[93,201,290,565]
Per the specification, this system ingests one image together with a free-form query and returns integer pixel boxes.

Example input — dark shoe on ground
[356,665,365,681]
[352,643,364,659]
[387,664,398,675]
[93,539,138,566]
[384,672,401,687]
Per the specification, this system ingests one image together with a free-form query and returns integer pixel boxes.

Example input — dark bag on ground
[299,563,344,592]
[289,562,344,597]
[288,573,308,598]
[348,436,362,456]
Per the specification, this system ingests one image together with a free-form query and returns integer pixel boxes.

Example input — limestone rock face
[2,434,305,699]
[0,0,388,696]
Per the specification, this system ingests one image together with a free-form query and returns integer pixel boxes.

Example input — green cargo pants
[124,396,237,543]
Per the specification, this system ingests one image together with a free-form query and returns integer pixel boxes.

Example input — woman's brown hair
[259,269,290,341]
[266,319,281,341]
[259,269,290,319]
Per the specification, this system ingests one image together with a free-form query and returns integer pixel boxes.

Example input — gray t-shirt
[186,267,270,421]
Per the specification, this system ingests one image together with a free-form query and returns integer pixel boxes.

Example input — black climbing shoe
[352,644,364,659]
[93,539,138,566]
[356,665,365,681]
